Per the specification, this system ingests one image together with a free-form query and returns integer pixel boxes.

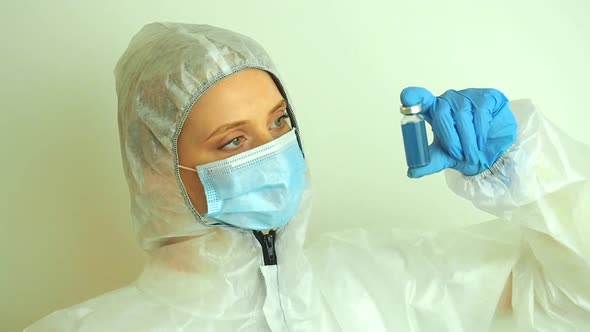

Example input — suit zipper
[253,230,277,266]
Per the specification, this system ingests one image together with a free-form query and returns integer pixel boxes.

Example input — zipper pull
[253,230,277,266]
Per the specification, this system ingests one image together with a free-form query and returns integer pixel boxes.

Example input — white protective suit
[25,22,590,332]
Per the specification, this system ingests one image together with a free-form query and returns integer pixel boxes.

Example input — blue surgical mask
[179,129,307,231]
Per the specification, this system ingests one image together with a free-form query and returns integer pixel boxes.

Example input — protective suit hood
[115,22,304,249]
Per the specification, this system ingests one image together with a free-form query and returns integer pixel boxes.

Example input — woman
[26,22,590,331]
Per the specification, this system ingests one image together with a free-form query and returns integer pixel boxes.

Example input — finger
[400,87,436,123]
[454,109,479,164]
[473,107,492,150]
[456,88,509,116]
[430,98,463,160]
[440,90,479,164]
[483,88,510,116]
[455,88,507,150]
[407,141,457,178]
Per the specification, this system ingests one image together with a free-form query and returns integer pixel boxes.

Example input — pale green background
[2,0,589,331]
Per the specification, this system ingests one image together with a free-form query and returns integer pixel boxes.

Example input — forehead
[197,68,281,108]
[182,68,285,136]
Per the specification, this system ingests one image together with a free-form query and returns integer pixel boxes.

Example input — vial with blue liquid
[400,104,430,168]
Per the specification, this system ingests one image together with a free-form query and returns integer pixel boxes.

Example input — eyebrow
[205,99,287,141]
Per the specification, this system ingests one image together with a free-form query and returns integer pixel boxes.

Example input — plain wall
[2,0,589,330]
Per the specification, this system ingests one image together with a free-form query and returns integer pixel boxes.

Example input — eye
[221,136,245,150]
[271,114,289,129]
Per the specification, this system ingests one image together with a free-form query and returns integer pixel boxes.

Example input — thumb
[407,142,456,178]
[400,87,437,123]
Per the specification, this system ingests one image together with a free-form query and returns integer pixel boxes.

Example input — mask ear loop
[178,165,197,173]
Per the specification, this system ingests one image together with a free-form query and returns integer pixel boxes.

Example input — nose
[252,129,275,149]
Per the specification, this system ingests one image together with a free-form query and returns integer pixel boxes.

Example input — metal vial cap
[400,104,422,115]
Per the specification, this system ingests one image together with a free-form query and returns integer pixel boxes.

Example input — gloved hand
[400,87,518,178]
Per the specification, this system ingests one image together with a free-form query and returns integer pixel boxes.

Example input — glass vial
[400,104,430,168]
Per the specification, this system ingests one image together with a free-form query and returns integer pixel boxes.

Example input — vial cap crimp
[400,104,422,115]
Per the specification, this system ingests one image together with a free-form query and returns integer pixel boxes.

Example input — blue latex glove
[400,87,518,178]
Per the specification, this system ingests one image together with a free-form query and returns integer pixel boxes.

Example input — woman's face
[178,68,292,214]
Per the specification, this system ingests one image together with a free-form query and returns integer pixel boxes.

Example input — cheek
[179,170,208,215]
